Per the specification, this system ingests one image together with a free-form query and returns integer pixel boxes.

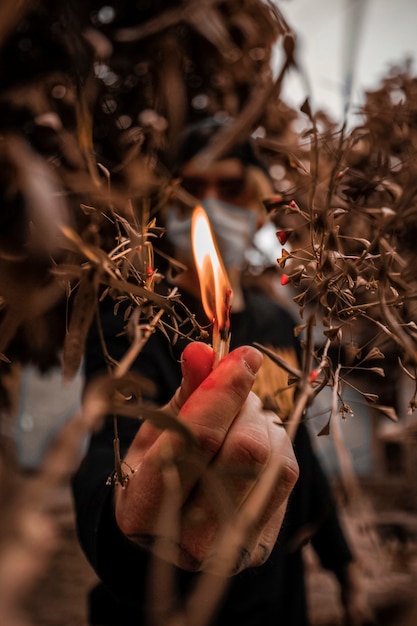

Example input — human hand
[114,342,299,573]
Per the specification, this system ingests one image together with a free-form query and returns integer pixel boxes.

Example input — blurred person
[72,118,371,625]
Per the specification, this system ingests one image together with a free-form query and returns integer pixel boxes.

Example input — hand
[114,342,299,573]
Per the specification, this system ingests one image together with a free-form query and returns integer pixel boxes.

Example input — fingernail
[243,347,263,375]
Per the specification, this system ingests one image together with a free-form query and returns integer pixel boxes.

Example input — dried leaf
[292,291,307,305]
[323,326,343,340]
[362,347,385,362]
[300,97,312,119]
[349,236,371,248]
[319,291,329,308]
[344,343,362,361]
[277,248,291,268]
[366,367,385,377]
[372,404,399,422]
[294,324,306,337]
[362,392,379,402]
[82,371,153,426]
[397,357,417,380]
[84,372,196,446]
[317,419,331,436]
[135,406,197,447]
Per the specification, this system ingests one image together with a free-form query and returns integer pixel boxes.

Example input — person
[72,118,370,625]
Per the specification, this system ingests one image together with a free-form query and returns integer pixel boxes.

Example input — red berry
[280,274,289,286]
[276,230,288,245]
[309,369,318,383]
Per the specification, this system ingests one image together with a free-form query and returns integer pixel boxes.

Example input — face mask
[165,198,257,269]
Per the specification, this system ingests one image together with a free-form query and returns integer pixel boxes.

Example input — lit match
[191,205,233,366]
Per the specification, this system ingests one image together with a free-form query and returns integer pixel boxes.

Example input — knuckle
[280,451,300,491]
[242,543,272,570]
[230,429,271,467]
[256,543,272,566]
[221,365,254,404]
[195,422,228,456]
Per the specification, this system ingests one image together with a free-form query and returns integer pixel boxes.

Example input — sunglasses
[181,175,246,201]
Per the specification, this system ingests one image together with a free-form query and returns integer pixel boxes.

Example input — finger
[134,342,215,451]
[179,395,298,568]
[117,346,264,538]
[239,418,299,570]
[206,426,297,575]
[178,346,263,456]
[175,392,271,563]
[167,342,215,416]
[131,345,263,465]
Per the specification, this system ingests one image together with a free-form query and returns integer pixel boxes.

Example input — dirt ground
[20,479,417,626]
[22,486,97,626]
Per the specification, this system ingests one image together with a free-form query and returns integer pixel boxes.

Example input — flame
[191,205,232,332]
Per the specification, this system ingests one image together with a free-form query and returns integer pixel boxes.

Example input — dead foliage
[0,1,417,625]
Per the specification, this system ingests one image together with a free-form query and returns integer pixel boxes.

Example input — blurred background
[277,0,417,122]
[2,1,417,625]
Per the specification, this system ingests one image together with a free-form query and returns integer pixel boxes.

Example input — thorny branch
[1,1,417,624]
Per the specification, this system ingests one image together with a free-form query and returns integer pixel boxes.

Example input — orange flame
[191,205,232,358]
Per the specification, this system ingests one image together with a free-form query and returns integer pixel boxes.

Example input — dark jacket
[72,288,353,626]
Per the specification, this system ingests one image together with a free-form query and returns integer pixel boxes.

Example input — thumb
[166,342,215,416]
